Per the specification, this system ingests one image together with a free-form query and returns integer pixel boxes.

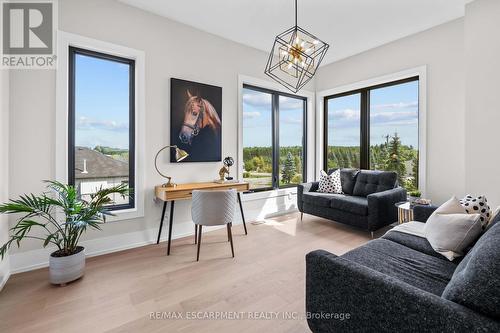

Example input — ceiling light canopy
[265,0,329,93]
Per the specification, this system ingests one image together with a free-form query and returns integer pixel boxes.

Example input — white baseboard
[9,202,298,274]
[0,271,10,291]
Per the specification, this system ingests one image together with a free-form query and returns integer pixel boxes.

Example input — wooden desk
[155,181,250,255]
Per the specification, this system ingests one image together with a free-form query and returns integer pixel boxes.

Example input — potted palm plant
[0,181,129,286]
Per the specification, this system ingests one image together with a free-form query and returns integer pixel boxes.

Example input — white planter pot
[49,246,85,285]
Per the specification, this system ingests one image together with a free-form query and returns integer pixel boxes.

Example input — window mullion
[272,93,280,189]
[360,90,370,170]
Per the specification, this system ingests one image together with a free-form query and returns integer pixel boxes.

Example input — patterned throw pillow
[318,170,342,194]
[460,194,491,227]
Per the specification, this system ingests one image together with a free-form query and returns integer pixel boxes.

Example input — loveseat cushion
[342,239,457,295]
[383,231,462,263]
[329,168,360,195]
[302,192,343,208]
[352,170,398,197]
[329,195,368,215]
[442,222,500,319]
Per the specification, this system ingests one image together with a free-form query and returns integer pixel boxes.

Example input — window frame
[67,46,136,211]
[242,84,307,192]
[323,76,419,173]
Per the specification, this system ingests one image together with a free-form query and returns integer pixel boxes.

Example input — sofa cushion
[329,195,368,216]
[340,169,359,195]
[302,192,343,208]
[383,231,462,263]
[425,197,482,261]
[352,170,398,197]
[342,239,457,295]
[485,206,500,232]
[318,170,342,194]
[442,222,500,320]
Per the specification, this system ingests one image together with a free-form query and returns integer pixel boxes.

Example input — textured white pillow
[424,196,482,261]
[317,170,342,194]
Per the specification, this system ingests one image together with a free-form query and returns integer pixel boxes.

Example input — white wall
[0,69,10,289]
[8,0,313,272]
[315,19,466,204]
[465,0,500,208]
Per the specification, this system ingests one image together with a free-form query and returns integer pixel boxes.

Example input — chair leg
[194,224,198,244]
[196,225,202,261]
[300,212,303,221]
[227,223,235,258]
[371,231,374,239]
[228,222,232,241]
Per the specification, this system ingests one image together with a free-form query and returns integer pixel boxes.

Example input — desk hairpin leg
[156,200,176,256]
[237,192,248,235]
[156,201,168,244]
[167,201,175,255]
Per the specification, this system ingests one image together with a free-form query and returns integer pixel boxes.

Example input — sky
[243,80,418,148]
[74,53,131,150]
[327,80,419,148]
[242,88,304,147]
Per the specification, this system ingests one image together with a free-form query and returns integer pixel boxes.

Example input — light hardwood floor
[0,213,378,333]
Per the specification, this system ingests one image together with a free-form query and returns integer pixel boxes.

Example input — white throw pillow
[460,194,491,228]
[424,196,482,261]
[317,170,342,194]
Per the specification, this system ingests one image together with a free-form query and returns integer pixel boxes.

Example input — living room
[0,0,499,332]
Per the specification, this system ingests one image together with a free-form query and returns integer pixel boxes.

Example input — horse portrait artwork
[170,79,222,162]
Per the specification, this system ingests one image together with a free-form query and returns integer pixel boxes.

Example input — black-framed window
[324,76,419,190]
[242,84,307,191]
[68,47,135,210]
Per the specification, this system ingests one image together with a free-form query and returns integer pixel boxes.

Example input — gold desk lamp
[154,145,189,187]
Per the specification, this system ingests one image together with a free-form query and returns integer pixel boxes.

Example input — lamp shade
[175,147,189,162]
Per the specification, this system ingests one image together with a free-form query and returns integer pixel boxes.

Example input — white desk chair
[191,189,236,261]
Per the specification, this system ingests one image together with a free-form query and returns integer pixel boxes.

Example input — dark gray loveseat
[305,205,500,332]
[298,169,407,234]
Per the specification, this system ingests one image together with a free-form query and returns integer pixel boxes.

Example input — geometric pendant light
[265,0,330,93]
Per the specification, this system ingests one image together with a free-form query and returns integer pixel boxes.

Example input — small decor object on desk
[223,156,234,180]
[216,156,237,183]
[0,181,129,286]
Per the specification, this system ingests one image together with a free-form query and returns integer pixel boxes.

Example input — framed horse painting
[170,78,222,162]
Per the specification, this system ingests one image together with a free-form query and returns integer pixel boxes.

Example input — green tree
[281,152,296,184]
[384,132,406,185]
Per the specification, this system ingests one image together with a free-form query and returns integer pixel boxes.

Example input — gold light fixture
[154,145,189,187]
[265,0,329,93]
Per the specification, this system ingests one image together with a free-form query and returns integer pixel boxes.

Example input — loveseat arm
[413,205,438,223]
[367,187,407,230]
[305,250,500,333]
[297,182,319,212]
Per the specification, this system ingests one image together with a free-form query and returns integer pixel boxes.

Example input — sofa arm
[305,250,500,333]
[367,187,407,230]
[413,205,438,223]
[297,182,319,212]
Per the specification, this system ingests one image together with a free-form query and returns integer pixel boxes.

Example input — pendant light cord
[295,0,298,27]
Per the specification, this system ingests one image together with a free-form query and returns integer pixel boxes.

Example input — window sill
[242,187,298,202]
[104,207,144,223]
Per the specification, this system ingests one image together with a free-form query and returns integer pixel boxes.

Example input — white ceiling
[118,0,469,66]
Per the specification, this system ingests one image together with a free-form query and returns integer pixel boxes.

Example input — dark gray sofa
[305,205,500,332]
[298,169,407,233]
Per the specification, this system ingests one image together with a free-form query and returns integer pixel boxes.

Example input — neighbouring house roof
[75,147,129,180]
